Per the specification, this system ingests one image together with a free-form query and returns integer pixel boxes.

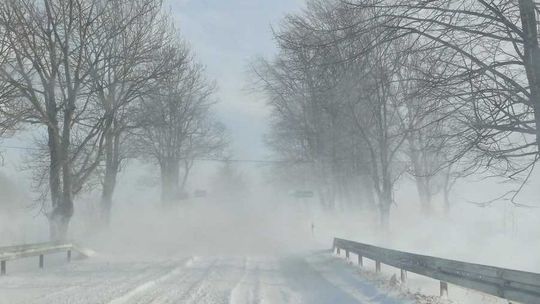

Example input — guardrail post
[345,250,349,260]
[376,261,381,273]
[358,255,363,267]
[440,281,448,297]
[67,250,72,262]
[1,261,5,276]
[401,269,407,283]
[39,254,44,269]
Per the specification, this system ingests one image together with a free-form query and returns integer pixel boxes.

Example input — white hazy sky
[167,0,305,160]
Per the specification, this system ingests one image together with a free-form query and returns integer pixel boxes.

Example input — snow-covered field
[0,251,414,304]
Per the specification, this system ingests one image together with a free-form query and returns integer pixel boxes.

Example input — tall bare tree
[256,1,412,226]
[0,0,147,240]
[135,44,226,205]
[342,0,540,177]
[88,0,175,225]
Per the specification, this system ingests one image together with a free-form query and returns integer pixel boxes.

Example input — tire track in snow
[22,260,184,304]
[229,258,261,304]
[118,257,224,304]
[145,257,221,304]
[229,257,302,304]
[255,257,302,304]
[180,256,247,304]
[106,257,194,304]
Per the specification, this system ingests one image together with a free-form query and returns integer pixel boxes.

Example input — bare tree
[135,44,226,205]
[253,3,369,211]
[0,0,143,240]
[0,25,19,136]
[273,0,540,213]
[88,0,174,225]
[255,1,413,227]
[341,0,540,187]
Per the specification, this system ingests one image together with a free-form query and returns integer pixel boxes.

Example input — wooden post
[1,261,5,276]
[400,269,407,283]
[345,250,349,260]
[358,255,363,267]
[376,261,381,273]
[440,281,448,297]
[67,250,72,262]
[39,254,44,269]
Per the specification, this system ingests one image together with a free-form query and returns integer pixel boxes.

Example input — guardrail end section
[72,244,96,259]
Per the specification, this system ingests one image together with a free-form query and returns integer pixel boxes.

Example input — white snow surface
[0,251,413,304]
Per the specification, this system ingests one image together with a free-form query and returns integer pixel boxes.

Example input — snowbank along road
[0,251,410,304]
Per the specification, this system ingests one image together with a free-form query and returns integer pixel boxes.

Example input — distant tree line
[255,0,540,228]
[0,0,226,240]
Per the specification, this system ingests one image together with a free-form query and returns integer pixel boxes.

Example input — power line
[0,145,308,163]
[0,145,410,164]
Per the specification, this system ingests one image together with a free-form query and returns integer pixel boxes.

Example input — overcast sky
[167,0,305,160]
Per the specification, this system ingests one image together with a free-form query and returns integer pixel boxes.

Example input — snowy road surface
[0,251,410,304]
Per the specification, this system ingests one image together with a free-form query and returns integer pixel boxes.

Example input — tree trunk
[100,166,117,226]
[409,144,432,215]
[442,167,452,216]
[50,99,75,242]
[46,101,73,241]
[519,0,540,147]
[443,187,450,216]
[47,125,63,239]
[100,129,120,226]
[379,175,392,230]
[160,159,180,205]
[359,174,376,209]
[415,176,432,215]
[49,211,70,241]
[179,160,192,191]
[379,199,391,230]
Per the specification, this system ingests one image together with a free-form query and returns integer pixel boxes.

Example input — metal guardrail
[333,238,540,304]
[0,242,89,276]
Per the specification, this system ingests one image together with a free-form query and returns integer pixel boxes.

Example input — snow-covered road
[0,251,410,304]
